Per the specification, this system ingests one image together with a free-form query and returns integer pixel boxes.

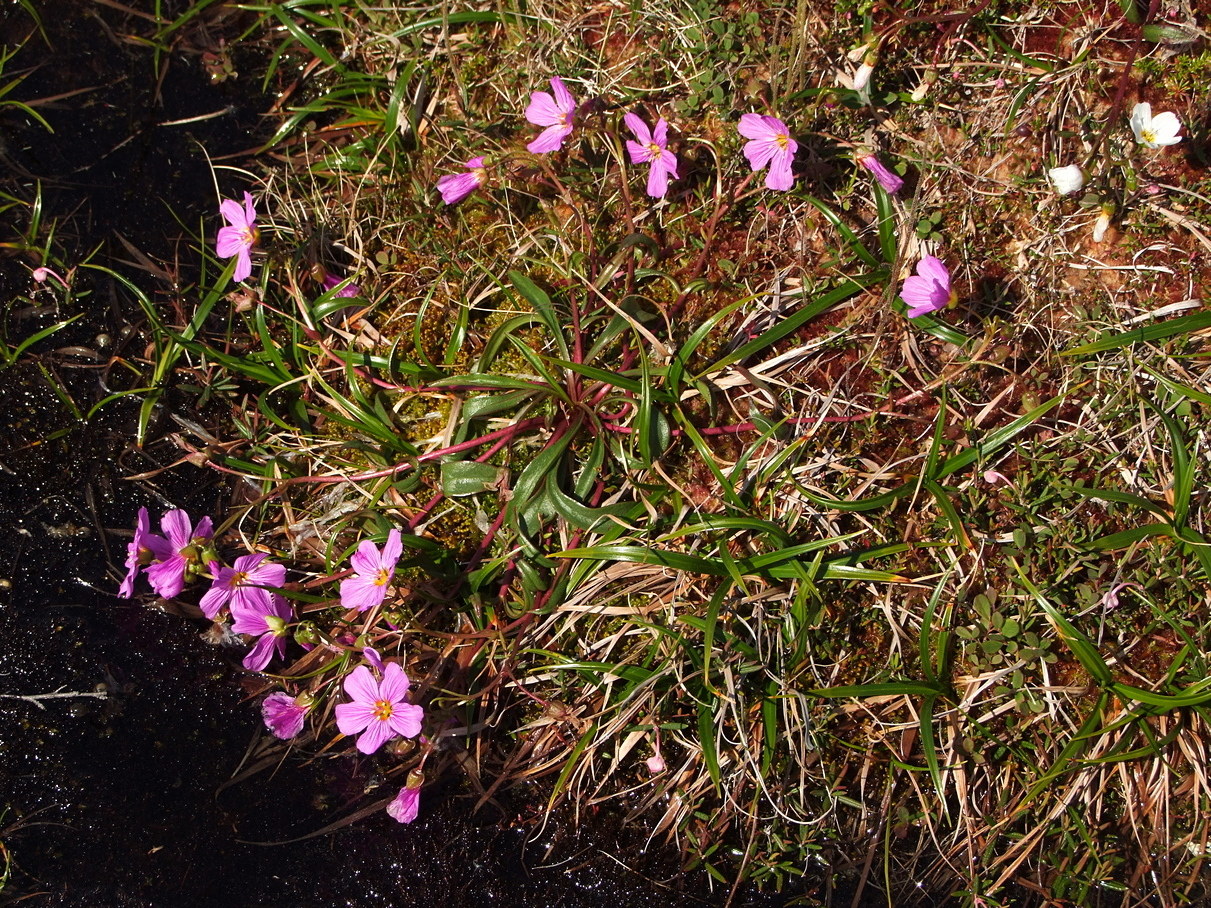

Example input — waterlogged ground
[0,3,791,905]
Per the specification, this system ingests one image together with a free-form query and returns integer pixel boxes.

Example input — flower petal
[387,702,424,739]
[335,701,374,736]
[623,112,650,146]
[646,161,670,198]
[160,510,193,548]
[525,91,563,127]
[343,665,380,705]
[653,118,668,148]
[526,124,572,154]
[916,256,950,289]
[378,661,411,702]
[549,77,575,114]
[765,149,795,191]
[220,198,249,229]
[738,113,780,141]
[242,633,278,672]
[381,529,403,569]
[356,718,392,754]
[625,139,650,165]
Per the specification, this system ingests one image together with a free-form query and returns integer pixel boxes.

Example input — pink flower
[119,507,170,598]
[262,691,310,739]
[321,271,361,298]
[387,785,420,824]
[738,114,798,191]
[145,510,213,599]
[436,156,487,205]
[857,153,903,194]
[900,256,955,318]
[230,591,295,672]
[624,113,678,199]
[525,77,577,153]
[216,192,258,283]
[199,552,286,620]
[334,662,424,754]
[340,529,402,612]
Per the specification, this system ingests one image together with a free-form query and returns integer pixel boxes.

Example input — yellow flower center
[230,570,248,587]
[775,133,789,150]
[1141,128,1156,145]
[373,699,394,721]
[239,226,259,247]
[374,568,391,587]
[646,141,662,158]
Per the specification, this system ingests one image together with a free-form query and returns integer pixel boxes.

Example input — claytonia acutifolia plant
[146,510,214,599]
[200,552,286,620]
[387,768,425,824]
[437,156,488,205]
[623,113,678,199]
[262,691,311,739]
[119,507,170,598]
[340,529,402,612]
[1129,102,1182,148]
[216,192,259,283]
[334,661,424,754]
[1048,164,1085,195]
[525,77,577,154]
[856,152,903,194]
[900,255,955,318]
[231,592,295,672]
[738,114,797,191]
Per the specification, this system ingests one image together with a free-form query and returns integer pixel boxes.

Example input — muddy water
[0,3,793,905]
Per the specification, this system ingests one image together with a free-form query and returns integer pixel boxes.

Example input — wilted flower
[645,753,666,774]
[200,552,286,620]
[525,77,577,154]
[1092,202,1114,243]
[145,510,214,599]
[624,113,678,199]
[1047,164,1085,195]
[321,271,361,298]
[340,529,402,612]
[856,152,903,194]
[216,192,258,283]
[231,592,295,672]
[437,156,488,205]
[262,691,310,739]
[387,786,421,824]
[900,256,955,318]
[387,768,425,824]
[738,114,798,191]
[334,662,424,754]
[1129,102,1182,148]
[32,266,69,288]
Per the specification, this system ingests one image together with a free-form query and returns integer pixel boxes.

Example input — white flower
[1047,164,1085,195]
[1129,102,1182,148]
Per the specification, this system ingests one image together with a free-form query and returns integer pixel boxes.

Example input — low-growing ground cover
[7,0,1211,904]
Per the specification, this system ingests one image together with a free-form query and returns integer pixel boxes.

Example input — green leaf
[509,270,568,359]
[1062,310,1211,356]
[440,461,501,496]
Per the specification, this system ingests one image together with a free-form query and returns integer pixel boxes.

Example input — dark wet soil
[0,3,803,906]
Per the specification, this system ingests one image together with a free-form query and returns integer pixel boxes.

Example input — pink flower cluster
[119,507,295,672]
[120,507,213,600]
